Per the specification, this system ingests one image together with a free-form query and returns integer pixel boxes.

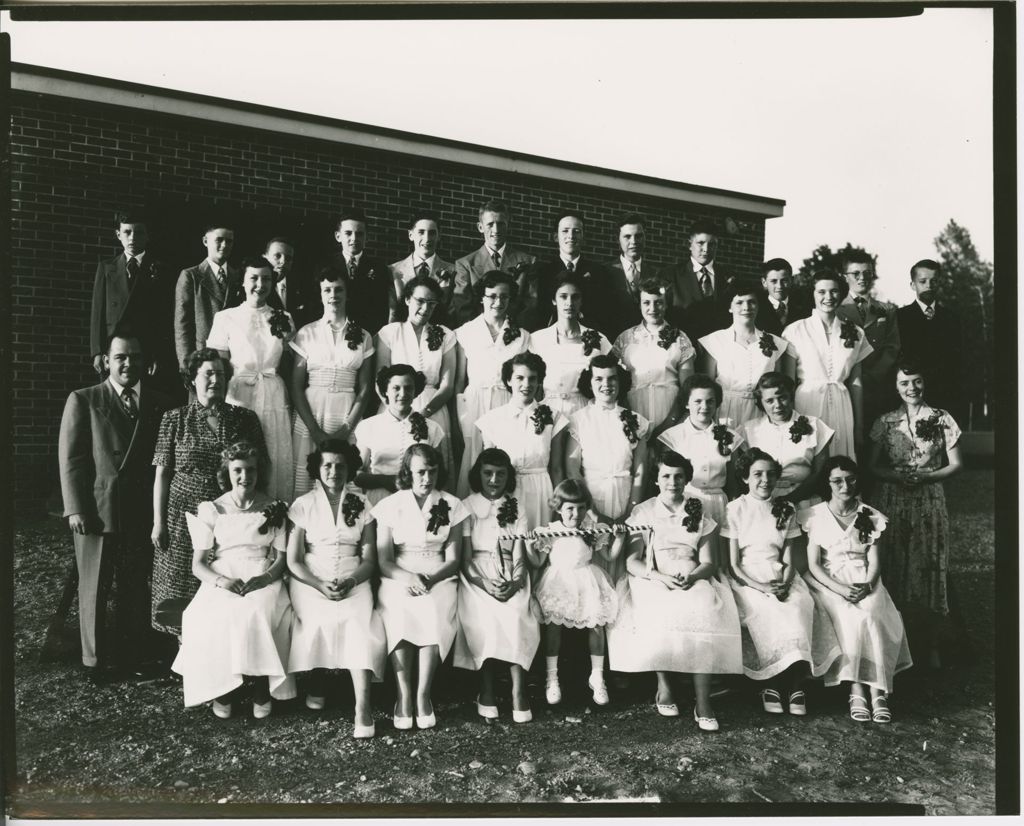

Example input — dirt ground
[6,470,997,815]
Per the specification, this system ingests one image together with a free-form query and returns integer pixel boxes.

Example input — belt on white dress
[516,467,549,476]
[587,470,632,482]
[723,389,756,400]
[236,368,278,385]
[685,484,724,495]
[307,367,357,392]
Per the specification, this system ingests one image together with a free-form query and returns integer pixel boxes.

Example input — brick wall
[10,90,768,513]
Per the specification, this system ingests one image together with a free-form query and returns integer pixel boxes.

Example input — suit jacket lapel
[198,260,225,306]
[100,382,136,454]
[109,256,130,305]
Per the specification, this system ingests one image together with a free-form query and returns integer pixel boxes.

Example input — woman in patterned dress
[151,349,266,637]
[699,279,790,427]
[612,278,695,441]
[453,271,531,497]
[867,360,964,668]
[290,266,376,496]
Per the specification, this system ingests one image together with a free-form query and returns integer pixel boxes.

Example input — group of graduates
[57,198,967,738]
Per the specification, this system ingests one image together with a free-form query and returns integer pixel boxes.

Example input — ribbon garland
[496,523,654,542]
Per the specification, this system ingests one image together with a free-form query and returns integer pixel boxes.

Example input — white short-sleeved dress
[372,489,469,658]
[172,495,297,706]
[699,328,791,426]
[290,319,374,496]
[740,413,835,503]
[353,410,446,505]
[783,315,874,460]
[533,514,618,629]
[657,417,745,526]
[453,493,541,671]
[206,304,295,501]
[608,497,743,674]
[800,501,913,693]
[613,323,696,428]
[475,401,569,529]
[453,316,530,497]
[286,482,387,679]
[529,324,612,418]
[722,494,840,680]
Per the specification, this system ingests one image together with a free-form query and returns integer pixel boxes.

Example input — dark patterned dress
[151,402,265,634]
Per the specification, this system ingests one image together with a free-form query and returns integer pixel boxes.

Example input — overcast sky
[2,9,994,303]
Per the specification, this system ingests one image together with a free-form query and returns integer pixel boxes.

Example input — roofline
[11,62,785,218]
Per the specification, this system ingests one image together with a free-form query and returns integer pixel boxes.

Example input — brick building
[9,62,784,513]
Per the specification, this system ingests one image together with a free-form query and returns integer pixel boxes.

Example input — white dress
[172,495,296,706]
[533,514,618,629]
[206,304,295,501]
[699,328,791,426]
[529,324,612,418]
[372,489,470,658]
[377,321,457,472]
[453,493,541,671]
[740,413,835,503]
[800,501,913,693]
[352,410,447,505]
[475,401,569,529]
[613,323,696,428]
[723,494,841,680]
[290,319,375,496]
[453,316,531,497]
[657,417,745,526]
[783,315,874,460]
[286,483,387,679]
[608,497,743,674]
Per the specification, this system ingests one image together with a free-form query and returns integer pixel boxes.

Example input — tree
[794,243,877,290]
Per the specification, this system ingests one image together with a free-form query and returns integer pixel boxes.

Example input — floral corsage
[268,309,292,340]
[681,498,703,533]
[770,498,795,531]
[581,328,602,356]
[258,500,289,534]
[789,415,813,443]
[530,404,554,435]
[711,423,734,456]
[426,324,445,351]
[435,268,455,288]
[502,322,522,347]
[408,411,429,442]
[914,412,947,444]
[341,492,365,527]
[839,319,859,349]
[656,325,680,350]
[620,408,641,446]
[758,332,778,357]
[496,496,519,529]
[854,508,876,544]
[426,498,451,534]
[344,321,364,351]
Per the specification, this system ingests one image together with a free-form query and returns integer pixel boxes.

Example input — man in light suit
[173,222,243,371]
[451,199,536,326]
[330,208,395,334]
[605,213,654,340]
[755,257,811,335]
[388,212,457,326]
[660,221,734,341]
[265,236,315,331]
[59,327,174,681]
[90,211,178,399]
[836,250,902,428]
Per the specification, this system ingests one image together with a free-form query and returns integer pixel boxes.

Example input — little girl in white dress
[529,479,620,707]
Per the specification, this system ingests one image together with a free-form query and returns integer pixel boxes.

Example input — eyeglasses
[411,297,439,309]
[483,293,510,303]
[828,477,857,487]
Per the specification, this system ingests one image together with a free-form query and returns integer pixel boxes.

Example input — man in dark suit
[59,327,174,680]
[660,221,734,341]
[265,236,315,331]
[755,257,811,335]
[330,208,395,334]
[896,259,964,422]
[516,211,614,335]
[451,199,536,326]
[173,223,243,370]
[604,213,655,340]
[90,211,177,399]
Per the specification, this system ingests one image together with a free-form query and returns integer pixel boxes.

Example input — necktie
[492,251,501,269]
[277,279,287,308]
[126,257,140,289]
[121,387,138,421]
[417,261,430,279]
[348,258,358,279]
[627,264,639,300]
[699,266,713,298]
[855,296,867,316]
[565,260,575,273]
[923,303,935,320]
[777,300,788,327]
[215,266,226,288]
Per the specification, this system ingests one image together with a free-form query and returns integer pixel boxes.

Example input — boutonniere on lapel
[435,268,455,288]
[657,325,680,351]
[258,500,289,533]
[341,492,365,527]
[530,404,554,435]
[496,496,519,529]
[580,271,592,280]
[365,268,376,281]
[838,319,860,349]
[914,412,947,444]
[426,498,451,534]
[408,411,429,442]
[758,332,778,358]
[853,507,875,544]
[146,261,160,280]
[620,408,641,446]
[502,321,522,347]
[581,328,602,356]
[681,498,703,533]
[770,498,795,531]
[268,309,292,340]
[425,324,445,351]
[344,321,364,351]
[711,423,734,456]
[788,415,813,443]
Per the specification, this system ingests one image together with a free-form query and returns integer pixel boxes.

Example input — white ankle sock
[546,656,559,676]
[590,655,605,677]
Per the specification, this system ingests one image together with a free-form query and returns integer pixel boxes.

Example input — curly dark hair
[306,439,363,487]
[182,348,233,391]
[396,443,447,491]
[680,373,723,408]
[375,364,427,398]
[471,269,519,306]
[576,353,633,400]
[812,268,850,301]
[723,278,762,306]
[821,455,860,501]
[655,449,694,483]
[401,274,444,303]
[468,447,517,496]
[501,352,546,392]
[735,447,782,482]
[552,270,588,297]
[637,276,668,298]
[753,371,796,414]
[216,440,264,492]
[894,358,926,381]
